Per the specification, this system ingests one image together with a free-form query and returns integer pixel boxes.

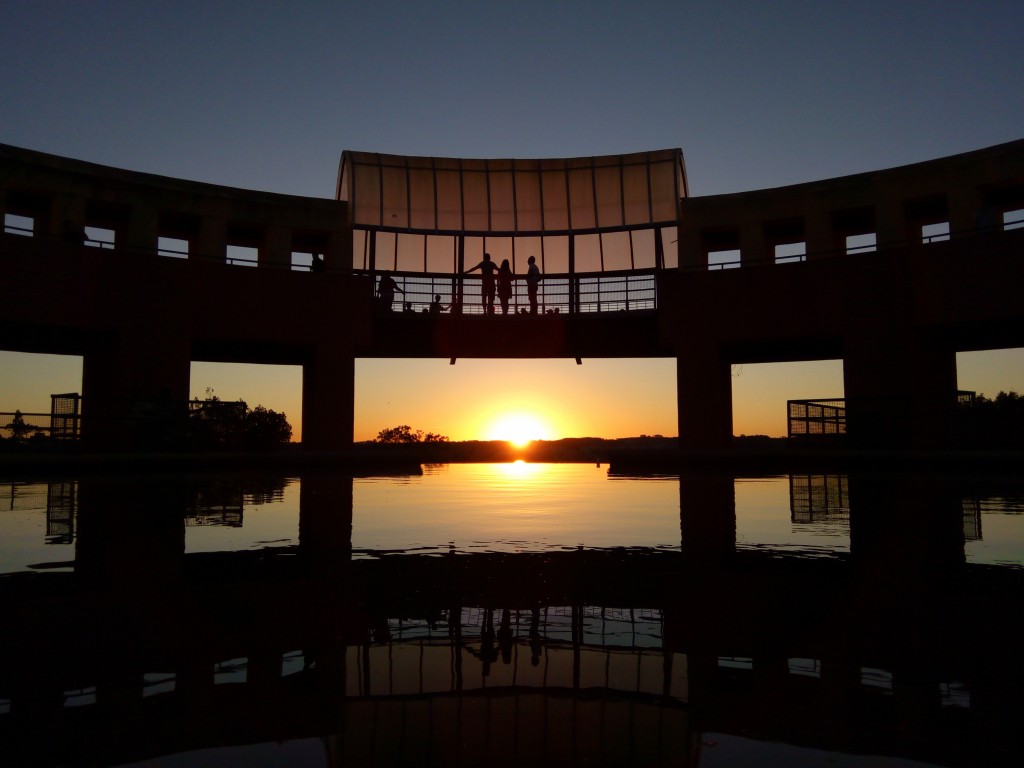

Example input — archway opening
[355,358,677,444]
[0,351,83,440]
[730,360,845,438]
[956,348,1024,399]
[189,362,303,443]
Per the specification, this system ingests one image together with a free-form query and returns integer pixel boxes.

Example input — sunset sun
[486,413,553,446]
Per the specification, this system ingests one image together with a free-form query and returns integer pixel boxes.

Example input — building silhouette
[2,140,1022,452]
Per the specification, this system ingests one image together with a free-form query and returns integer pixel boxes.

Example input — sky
[2,1,1023,441]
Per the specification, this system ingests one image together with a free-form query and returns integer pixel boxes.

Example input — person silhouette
[465,253,499,313]
[526,255,541,314]
[310,252,325,273]
[497,259,513,315]
[429,294,447,314]
[376,270,403,312]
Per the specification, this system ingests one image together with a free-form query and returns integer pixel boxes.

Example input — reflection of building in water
[184,478,289,527]
[352,606,684,700]
[0,481,77,544]
[45,481,76,544]
[1,481,50,512]
[185,492,243,528]
[327,603,690,765]
[49,393,81,440]
[961,498,982,541]
[789,474,849,524]
[787,399,847,439]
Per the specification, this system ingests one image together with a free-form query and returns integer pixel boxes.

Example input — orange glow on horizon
[483,411,555,445]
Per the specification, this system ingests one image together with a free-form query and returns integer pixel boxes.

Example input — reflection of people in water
[376,270,404,312]
[498,608,514,664]
[529,606,543,666]
[465,253,499,313]
[478,608,499,676]
[497,259,513,315]
[310,252,325,273]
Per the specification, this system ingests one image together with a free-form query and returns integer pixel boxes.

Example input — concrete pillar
[804,209,836,260]
[848,473,965,578]
[81,328,191,452]
[196,215,226,263]
[302,343,355,451]
[677,226,705,270]
[948,184,982,236]
[843,325,957,451]
[679,472,735,559]
[48,193,86,241]
[123,205,159,255]
[875,199,909,248]
[677,339,733,451]
[263,224,291,269]
[327,228,351,271]
[299,472,353,577]
[738,220,768,267]
[74,476,187,586]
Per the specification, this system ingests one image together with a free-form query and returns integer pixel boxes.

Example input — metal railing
[367,268,659,316]
[787,399,847,438]
[788,391,977,439]
[1,394,81,441]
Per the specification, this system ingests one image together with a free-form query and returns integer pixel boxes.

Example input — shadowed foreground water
[0,463,1022,766]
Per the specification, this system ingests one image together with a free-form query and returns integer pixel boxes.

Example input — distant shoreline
[2,436,1022,478]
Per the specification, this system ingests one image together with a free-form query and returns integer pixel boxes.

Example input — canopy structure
[338,149,687,237]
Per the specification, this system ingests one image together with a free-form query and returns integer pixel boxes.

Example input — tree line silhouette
[955,390,1024,450]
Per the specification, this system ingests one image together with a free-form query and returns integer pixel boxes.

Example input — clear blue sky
[2,1,1023,439]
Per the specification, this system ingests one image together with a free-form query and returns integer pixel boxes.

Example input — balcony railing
[366,268,659,316]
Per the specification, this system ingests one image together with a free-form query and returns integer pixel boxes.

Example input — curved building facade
[2,140,1022,451]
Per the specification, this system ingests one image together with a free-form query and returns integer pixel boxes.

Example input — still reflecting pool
[0,463,1022,766]
[4,464,1021,570]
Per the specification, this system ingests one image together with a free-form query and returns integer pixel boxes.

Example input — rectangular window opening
[860,666,893,692]
[142,672,177,697]
[226,244,258,267]
[84,226,115,249]
[774,242,806,264]
[214,657,248,684]
[1004,208,1024,231]
[158,236,189,259]
[787,657,821,678]
[353,230,369,270]
[717,656,753,670]
[940,681,971,709]
[292,251,315,271]
[63,686,97,707]
[922,222,950,243]
[661,227,679,269]
[4,213,33,236]
[282,650,306,677]
[395,232,426,272]
[707,249,741,270]
[845,233,876,254]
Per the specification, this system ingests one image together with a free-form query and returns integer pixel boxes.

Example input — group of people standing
[464,252,541,315]
[376,253,542,315]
